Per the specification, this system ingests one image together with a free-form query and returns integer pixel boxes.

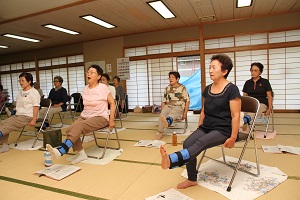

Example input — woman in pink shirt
[47,65,116,164]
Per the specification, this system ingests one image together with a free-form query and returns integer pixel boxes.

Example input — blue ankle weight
[57,139,73,155]
[166,116,173,126]
[169,149,190,169]
[243,115,251,124]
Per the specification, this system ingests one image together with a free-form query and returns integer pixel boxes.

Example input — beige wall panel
[124,26,200,47]
[83,36,124,83]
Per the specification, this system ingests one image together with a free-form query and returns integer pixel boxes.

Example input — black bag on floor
[43,129,62,148]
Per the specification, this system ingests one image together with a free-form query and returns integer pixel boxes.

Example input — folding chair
[255,91,275,138]
[122,92,128,117]
[82,125,121,159]
[196,96,260,192]
[15,98,52,148]
[114,94,123,128]
[166,116,188,134]
[165,107,189,135]
[0,99,8,120]
[70,93,82,120]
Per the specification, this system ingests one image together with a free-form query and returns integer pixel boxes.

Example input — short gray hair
[54,76,63,84]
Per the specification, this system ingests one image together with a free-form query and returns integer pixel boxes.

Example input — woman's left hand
[109,120,115,131]
[223,137,236,149]
[28,120,36,126]
[182,112,187,120]
[265,109,271,116]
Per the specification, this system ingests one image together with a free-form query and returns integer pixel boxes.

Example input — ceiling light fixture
[0,45,9,48]
[80,15,116,28]
[2,34,40,43]
[43,24,80,35]
[147,0,175,19]
[237,0,253,8]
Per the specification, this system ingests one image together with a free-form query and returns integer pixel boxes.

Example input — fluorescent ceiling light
[0,45,9,48]
[43,24,80,35]
[2,34,40,43]
[237,0,253,8]
[81,15,116,28]
[147,1,175,19]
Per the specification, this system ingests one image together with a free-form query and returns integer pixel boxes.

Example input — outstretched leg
[46,139,73,159]
[46,144,61,159]
[160,145,170,169]
[160,115,169,128]
[160,145,191,169]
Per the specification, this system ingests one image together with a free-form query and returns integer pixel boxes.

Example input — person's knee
[183,139,192,149]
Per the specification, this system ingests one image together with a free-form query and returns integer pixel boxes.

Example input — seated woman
[0,84,6,109]
[0,84,15,117]
[38,76,69,126]
[160,54,241,189]
[101,74,116,99]
[113,76,125,111]
[47,65,116,164]
[33,82,44,99]
[0,73,40,153]
[243,62,273,118]
[156,71,190,140]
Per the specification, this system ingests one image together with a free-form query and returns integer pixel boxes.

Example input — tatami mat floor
[0,112,299,200]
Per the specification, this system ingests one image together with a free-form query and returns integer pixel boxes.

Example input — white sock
[0,144,9,153]
[71,150,88,165]
[46,144,61,159]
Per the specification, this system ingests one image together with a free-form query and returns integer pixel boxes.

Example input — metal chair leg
[84,126,121,159]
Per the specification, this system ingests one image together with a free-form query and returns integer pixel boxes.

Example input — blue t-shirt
[200,82,241,137]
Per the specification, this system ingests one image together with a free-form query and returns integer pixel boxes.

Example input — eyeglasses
[85,71,98,75]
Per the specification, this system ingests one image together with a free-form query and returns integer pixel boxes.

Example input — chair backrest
[71,93,82,112]
[40,98,51,108]
[65,95,72,111]
[241,96,260,114]
[71,92,81,99]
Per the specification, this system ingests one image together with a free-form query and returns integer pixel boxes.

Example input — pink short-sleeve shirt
[80,83,110,121]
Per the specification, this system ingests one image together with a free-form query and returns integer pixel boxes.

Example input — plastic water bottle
[172,132,177,146]
[44,150,52,167]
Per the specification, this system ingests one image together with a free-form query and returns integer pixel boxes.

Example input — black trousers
[183,128,229,181]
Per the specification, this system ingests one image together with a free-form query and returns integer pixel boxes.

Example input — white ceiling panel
[0,0,299,55]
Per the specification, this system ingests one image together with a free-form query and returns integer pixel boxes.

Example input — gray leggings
[183,128,229,181]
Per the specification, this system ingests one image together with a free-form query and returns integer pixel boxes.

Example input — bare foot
[161,115,168,128]
[156,132,163,140]
[177,180,198,189]
[160,145,170,169]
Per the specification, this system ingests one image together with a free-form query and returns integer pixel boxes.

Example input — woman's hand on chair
[28,120,36,126]
[109,120,115,131]
[223,137,236,149]
[265,109,271,116]
[182,112,188,120]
